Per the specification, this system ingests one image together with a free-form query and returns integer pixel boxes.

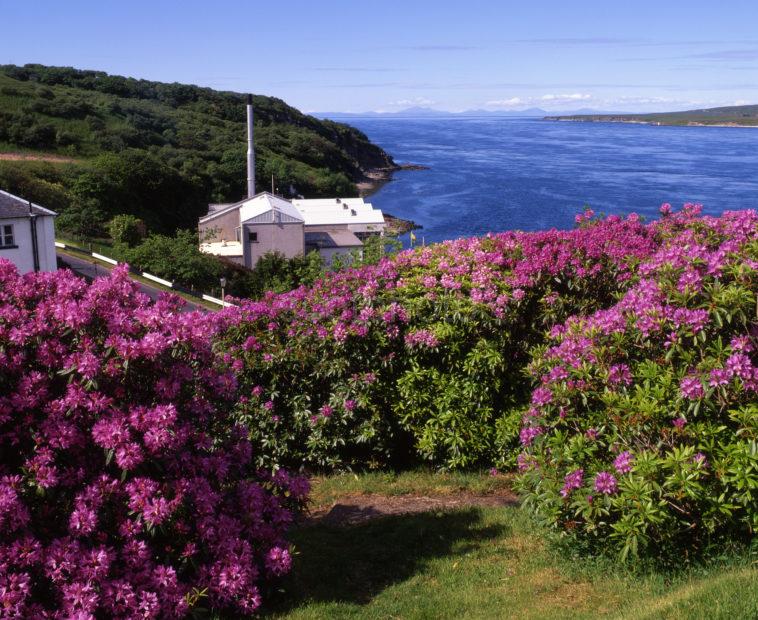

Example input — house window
[0,224,14,248]
[248,231,258,243]
[235,227,241,243]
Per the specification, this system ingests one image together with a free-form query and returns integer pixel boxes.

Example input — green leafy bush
[108,213,147,247]
[218,212,658,470]
[517,206,758,559]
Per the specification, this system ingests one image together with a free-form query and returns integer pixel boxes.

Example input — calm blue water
[347,117,758,244]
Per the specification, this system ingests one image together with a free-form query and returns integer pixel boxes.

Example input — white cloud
[540,93,592,101]
[485,97,524,107]
[388,96,436,107]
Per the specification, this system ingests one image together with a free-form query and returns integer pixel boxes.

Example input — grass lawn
[262,471,757,620]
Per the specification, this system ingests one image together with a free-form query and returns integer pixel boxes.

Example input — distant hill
[313,107,549,119]
[545,104,758,127]
[0,64,395,233]
[313,107,625,120]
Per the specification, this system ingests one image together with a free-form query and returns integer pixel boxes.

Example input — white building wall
[38,216,57,272]
[0,215,57,273]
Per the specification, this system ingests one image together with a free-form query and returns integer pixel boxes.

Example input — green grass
[261,473,757,620]
[309,469,514,508]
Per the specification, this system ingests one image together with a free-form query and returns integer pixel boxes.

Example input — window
[248,231,258,243]
[0,224,14,248]
[235,227,241,243]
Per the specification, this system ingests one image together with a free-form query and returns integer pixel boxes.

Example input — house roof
[305,229,363,249]
[0,189,57,220]
[292,197,385,227]
[240,193,304,223]
[199,192,304,225]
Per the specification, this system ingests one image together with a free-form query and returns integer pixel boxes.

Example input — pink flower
[613,451,633,474]
[679,375,704,400]
[560,469,584,497]
[593,471,617,495]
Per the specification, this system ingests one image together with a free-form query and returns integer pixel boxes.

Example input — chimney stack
[246,94,255,198]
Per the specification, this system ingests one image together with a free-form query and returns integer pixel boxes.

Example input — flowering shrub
[0,263,307,617]
[219,212,659,470]
[517,206,758,558]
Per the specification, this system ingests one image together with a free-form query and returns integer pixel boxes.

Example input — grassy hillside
[0,64,395,233]
[545,103,758,126]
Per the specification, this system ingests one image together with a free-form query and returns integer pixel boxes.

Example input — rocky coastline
[357,164,427,236]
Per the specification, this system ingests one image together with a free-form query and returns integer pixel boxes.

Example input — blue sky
[3,0,758,113]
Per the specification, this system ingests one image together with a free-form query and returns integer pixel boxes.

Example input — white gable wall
[0,215,57,273]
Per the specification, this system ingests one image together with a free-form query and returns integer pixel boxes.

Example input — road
[57,251,205,312]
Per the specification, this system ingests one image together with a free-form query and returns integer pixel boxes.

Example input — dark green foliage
[243,251,325,298]
[0,64,394,234]
[107,214,146,247]
[120,230,223,290]
[56,198,107,239]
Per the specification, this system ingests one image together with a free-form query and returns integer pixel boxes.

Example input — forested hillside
[546,103,758,126]
[0,64,395,234]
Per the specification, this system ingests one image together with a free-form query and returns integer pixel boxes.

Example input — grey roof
[0,189,57,219]
[305,229,363,249]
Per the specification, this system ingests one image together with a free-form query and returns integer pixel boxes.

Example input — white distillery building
[198,193,386,268]
[199,95,386,268]
[0,189,57,273]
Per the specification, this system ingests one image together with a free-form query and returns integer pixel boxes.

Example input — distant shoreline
[544,117,758,129]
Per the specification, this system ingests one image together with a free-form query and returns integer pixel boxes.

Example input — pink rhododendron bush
[219,210,659,470]
[517,207,758,559]
[0,264,307,617]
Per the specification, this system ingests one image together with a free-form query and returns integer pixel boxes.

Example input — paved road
[57,251,205,313]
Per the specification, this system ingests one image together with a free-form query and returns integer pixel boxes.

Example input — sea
[346,117,758,245]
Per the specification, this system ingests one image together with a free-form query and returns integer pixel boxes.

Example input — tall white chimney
[246,94,255,198]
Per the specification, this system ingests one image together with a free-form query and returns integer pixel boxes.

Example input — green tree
[108,214,146,247]
[56,198,107,239]
[122,230,222,290]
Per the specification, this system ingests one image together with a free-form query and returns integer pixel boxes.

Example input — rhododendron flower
[613,451,633,474]
[680,375,704,400]
[0,262,306,617]
[519,426,543,446]
[265,547,292,576]
[709,368,730,387]
[608,364,632,386]
[593,472,617,495]
[659,203,672,216]
[672,417,687,429]
[560,469,584,497]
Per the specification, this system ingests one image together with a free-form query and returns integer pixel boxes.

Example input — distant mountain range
[313,106,624,120]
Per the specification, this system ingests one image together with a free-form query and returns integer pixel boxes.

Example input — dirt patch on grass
[0,152,81,163]
[303,488,519,527]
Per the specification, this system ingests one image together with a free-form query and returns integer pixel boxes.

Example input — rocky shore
[357,163,429,196]
[357,164,427,236]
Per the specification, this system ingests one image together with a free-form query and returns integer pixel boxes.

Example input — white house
[0,189,57,273]
[198,96,386,268]
[291,197,386,240]
[199,192,305,268]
